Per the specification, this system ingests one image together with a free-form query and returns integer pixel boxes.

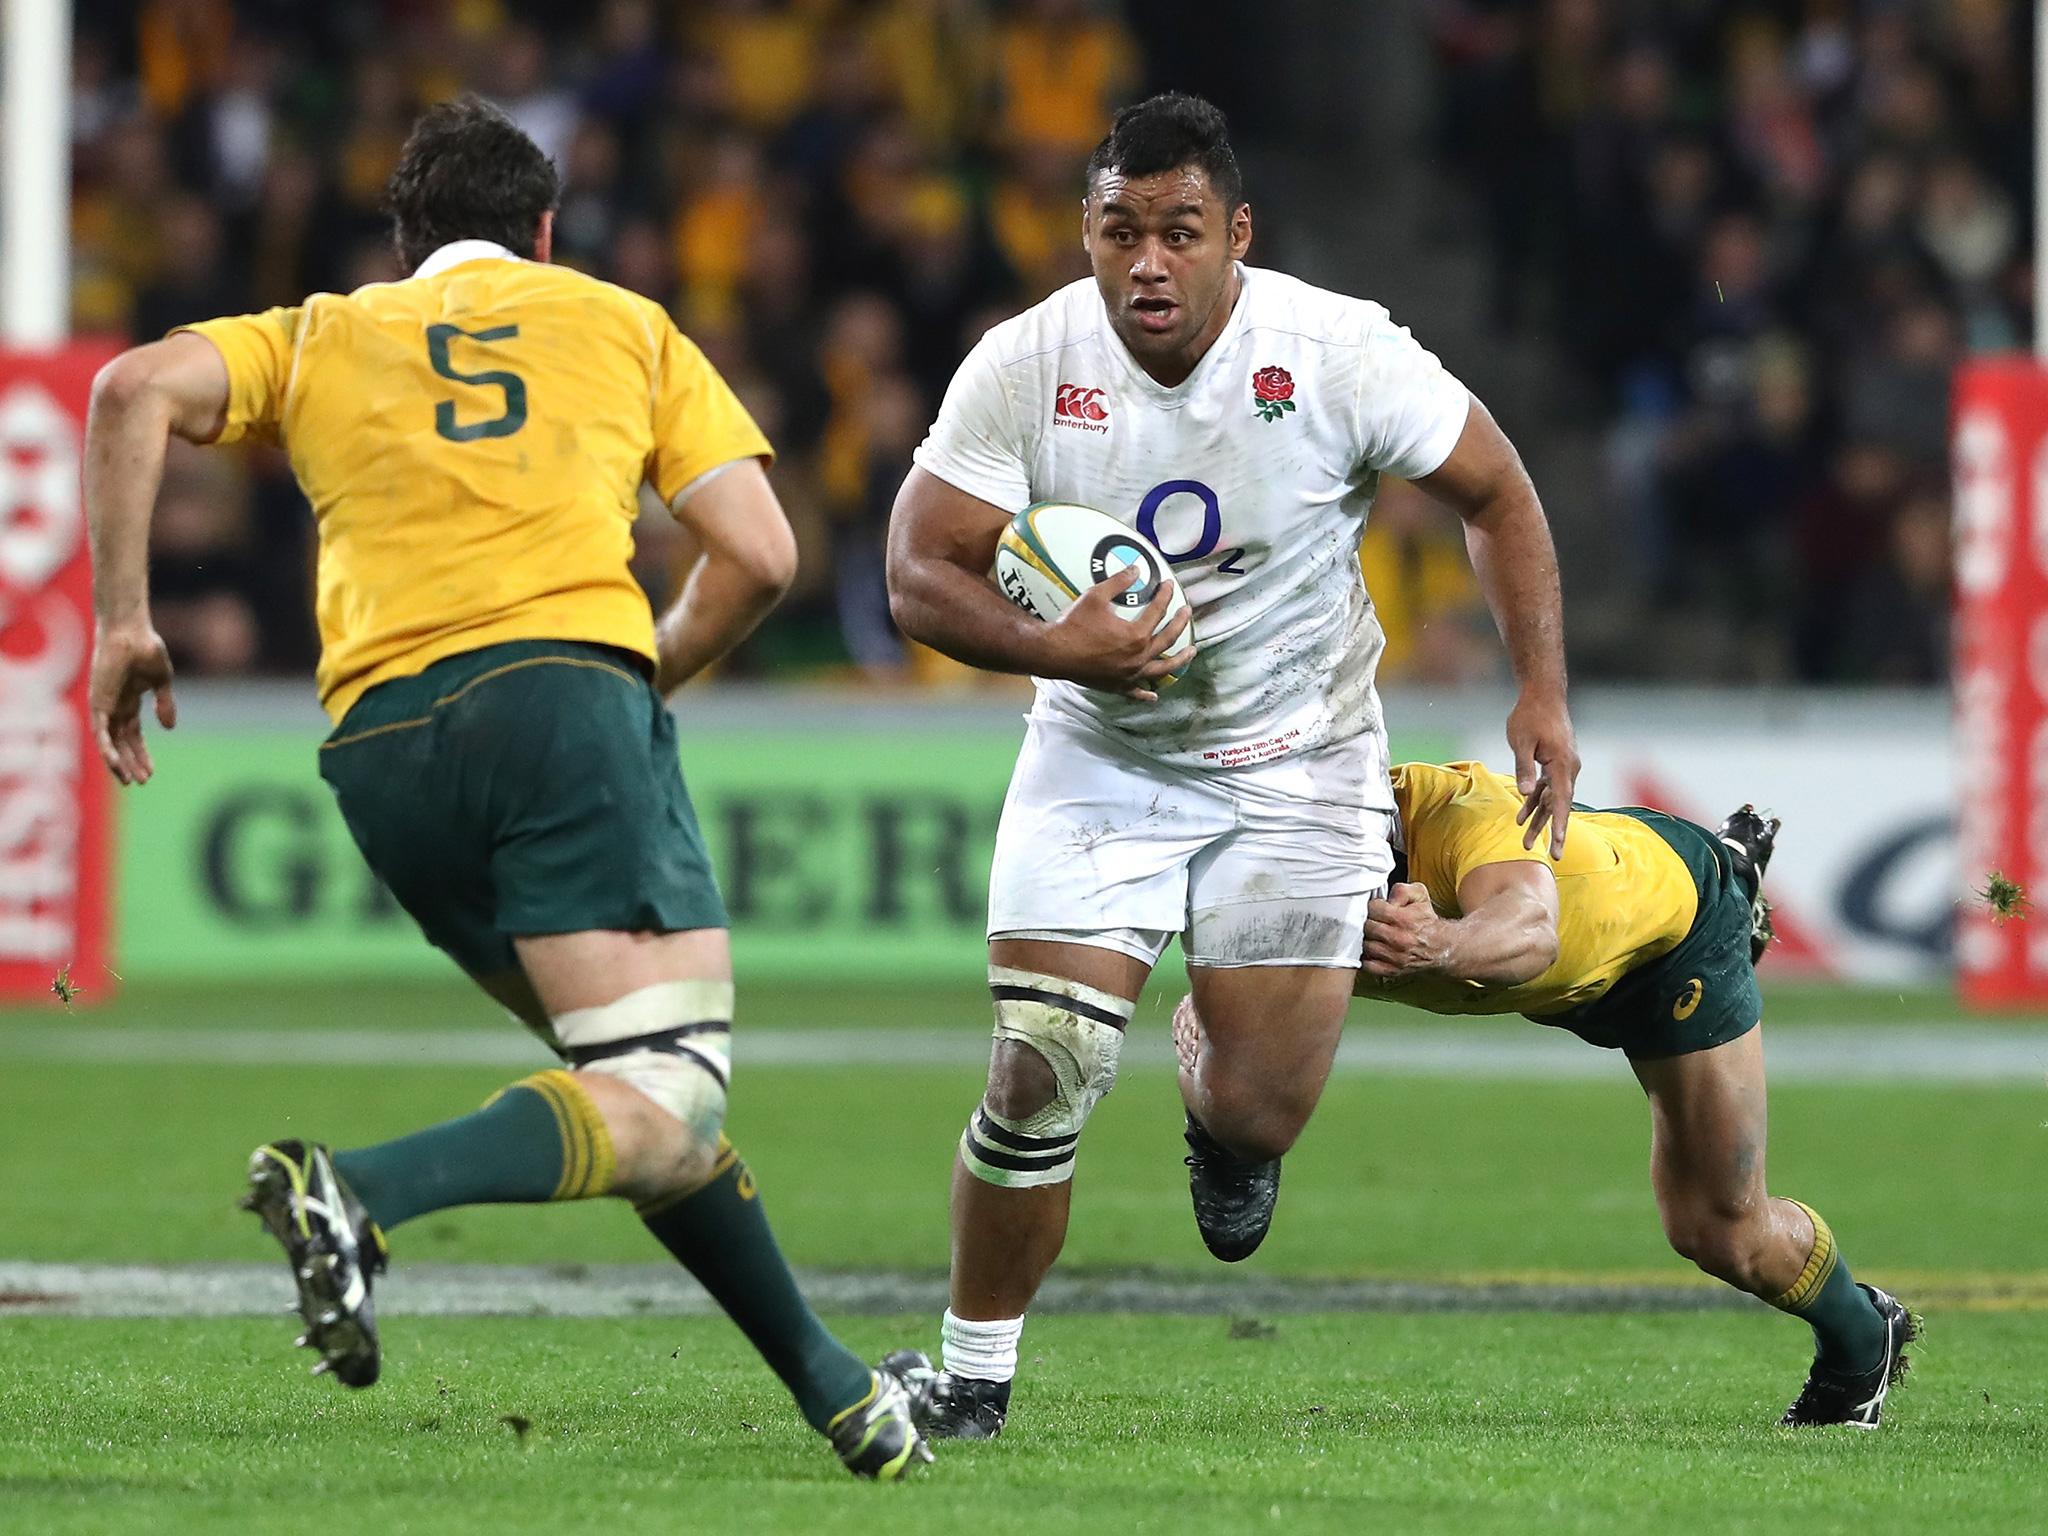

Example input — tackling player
[885,93,1579,1438]
[83,97,929,1479]
[1177,762,1919,1429]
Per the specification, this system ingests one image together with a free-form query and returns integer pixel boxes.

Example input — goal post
[2,0,68,347]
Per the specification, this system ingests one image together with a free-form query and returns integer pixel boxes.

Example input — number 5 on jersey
[426,322,527,442]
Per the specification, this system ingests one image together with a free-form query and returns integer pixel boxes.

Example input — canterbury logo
[1672,978,1704,1020]
[1054,384,1109,431]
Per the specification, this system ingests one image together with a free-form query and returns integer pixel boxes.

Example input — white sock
[941,1308,1023,1383]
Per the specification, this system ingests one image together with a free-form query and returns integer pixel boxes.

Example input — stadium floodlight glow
[1,0,70,347]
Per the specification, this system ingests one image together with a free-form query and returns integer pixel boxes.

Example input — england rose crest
[1252,364,1296,422]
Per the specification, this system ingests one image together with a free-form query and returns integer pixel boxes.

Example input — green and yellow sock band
[496,1069,616,1201]
[1771,1198,1838,1313]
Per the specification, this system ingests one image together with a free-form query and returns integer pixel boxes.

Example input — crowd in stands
[1429,0,2029,682]
[78,2,2013,688]
[79,0,1140,683]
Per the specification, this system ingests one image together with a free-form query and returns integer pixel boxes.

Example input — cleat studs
[293,1335,309,1348]
[310,1360,332,1377]
[318,1310,340,1327]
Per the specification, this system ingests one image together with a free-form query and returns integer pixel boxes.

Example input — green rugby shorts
[317,639,727,984]
[1535,808,1762,1061]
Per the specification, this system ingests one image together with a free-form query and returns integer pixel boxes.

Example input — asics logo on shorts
[1054,384,1109,432]
[1672,978,1704,1020]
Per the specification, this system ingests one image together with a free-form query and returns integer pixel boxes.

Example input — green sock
[1771,1200,1887,1373]
[334,1070,612,1230]
[639,1138,873,1431]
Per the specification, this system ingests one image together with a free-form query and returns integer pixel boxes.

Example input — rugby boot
[1718,804,1782,964]
[879,1347,945,1423]
[1184,1110,1280,1263]
[826,1356,935,1479]
[241,1139,388,1387]
[890,1362,1012,1441]
[1779,1285,1920,1429]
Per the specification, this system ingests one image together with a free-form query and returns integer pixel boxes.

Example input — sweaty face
[1085,165,1251,384]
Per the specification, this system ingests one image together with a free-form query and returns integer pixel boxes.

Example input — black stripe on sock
[988,984,1127,1031]
[669,1042,732,1090]
[564,1022,728,1060]
[972,1108,1076,1154]
[965,1140,1077,1174]
[566,1030,731,1090]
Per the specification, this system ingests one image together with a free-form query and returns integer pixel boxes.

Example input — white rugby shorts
[987,714,1396,969]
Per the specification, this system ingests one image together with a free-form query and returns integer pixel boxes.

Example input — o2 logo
[1136,479,1246,576]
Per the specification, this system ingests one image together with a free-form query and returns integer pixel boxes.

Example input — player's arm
[885,466,1192,702]
[652,459,796,693]
[83,332,234,785]
[1362,863,1560,987]
[1413,399,1580,857]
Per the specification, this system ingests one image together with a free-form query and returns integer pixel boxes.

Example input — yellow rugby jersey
[177,243,771,720]
[1369,761,1700,1018]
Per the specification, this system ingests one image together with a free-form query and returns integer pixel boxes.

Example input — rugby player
[1175,762,1919,1429]
[83,97,929,1479]
[884,93,1579,1438]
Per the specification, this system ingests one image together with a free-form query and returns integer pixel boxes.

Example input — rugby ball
[992,502,1195,686]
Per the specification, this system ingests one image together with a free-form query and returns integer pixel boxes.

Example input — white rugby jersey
[913,264,1471,774]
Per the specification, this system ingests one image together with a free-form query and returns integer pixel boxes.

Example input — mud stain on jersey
[1065,791,1182,858]
[1193,904,1357,966]
[1068,818,1123,856]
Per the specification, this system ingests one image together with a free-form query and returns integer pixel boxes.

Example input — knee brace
[959,966,1132,1189]
[550,980,733,1142]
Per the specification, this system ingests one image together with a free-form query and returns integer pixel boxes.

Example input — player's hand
[1362,882,1450,980]
[1040,567,1195,702]
[90,620,177,786]
[1507,689,1579,858]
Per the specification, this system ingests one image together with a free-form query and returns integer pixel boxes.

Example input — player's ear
[1229,202,1252,260]
[533,209,555,265]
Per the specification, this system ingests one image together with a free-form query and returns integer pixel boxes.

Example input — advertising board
[0,346,119,1002]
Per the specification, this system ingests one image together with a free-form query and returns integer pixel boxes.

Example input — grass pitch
[3,979,2044,1531]
[3,1314,2042,1536]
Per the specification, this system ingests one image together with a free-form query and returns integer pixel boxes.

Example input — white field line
[9,1023,2048,1082]
[0,1261,1757,1319]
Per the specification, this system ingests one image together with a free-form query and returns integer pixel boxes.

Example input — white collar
[412,240,522,280]
[1100,261,1251,403]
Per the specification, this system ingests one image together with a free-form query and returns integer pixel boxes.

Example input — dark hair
[385,95,561,272]
[1085,92,1244,211]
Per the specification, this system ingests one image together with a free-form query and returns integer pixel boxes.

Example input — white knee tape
[960,966,1132,1189]
[551,980,733,1139]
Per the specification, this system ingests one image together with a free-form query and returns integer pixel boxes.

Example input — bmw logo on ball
[1089,535,1160,607]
